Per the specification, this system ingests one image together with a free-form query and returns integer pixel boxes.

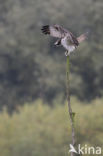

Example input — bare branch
[66,56,76,156]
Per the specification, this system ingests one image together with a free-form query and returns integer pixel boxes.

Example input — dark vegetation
[0,1,103,155]
[0,0,103,111]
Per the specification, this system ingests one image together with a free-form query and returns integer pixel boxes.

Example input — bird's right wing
[77,32,88,43]
[41,25,63,38]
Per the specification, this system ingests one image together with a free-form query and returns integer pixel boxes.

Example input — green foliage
[0,0,103,110]
[0,97,103,156]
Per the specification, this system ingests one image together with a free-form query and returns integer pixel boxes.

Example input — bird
[41,24,88,56]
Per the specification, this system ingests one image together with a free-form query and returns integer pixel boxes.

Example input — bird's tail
[77,32,88,43]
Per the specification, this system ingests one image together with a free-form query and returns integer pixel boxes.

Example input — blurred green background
[0,0,103,155]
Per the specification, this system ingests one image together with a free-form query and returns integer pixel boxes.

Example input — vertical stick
[66,56,76,156]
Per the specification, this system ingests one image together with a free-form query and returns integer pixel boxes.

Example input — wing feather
[49,26,62,38]
[41,25,80,46]
[67,31,79,46]
[41,25,62,38]
[77,32,88,43]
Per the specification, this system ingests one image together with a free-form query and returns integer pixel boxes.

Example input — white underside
[61,37,76,54]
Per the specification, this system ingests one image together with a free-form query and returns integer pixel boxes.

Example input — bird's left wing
[41,25,64,38]
[66,31,79,46]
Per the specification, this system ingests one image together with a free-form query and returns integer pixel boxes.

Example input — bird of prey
[41,24,88,56]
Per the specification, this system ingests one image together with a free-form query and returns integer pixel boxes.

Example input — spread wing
[41,24,79,46]
[41,25,64,38]
[67,31,79,46]
[77,32,88,43]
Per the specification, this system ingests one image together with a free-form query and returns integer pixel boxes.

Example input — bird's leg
[65,51,68,56]
[54,39,61,46]
[65,51,70,56]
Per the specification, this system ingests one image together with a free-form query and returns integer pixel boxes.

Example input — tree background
[0,0,103,111]
[0,0,103,155]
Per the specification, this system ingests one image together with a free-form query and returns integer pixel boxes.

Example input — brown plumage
[41,24,88,56]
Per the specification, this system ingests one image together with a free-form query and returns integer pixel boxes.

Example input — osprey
[41,24,87,56]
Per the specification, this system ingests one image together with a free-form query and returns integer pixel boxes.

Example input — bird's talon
[65,51,69,56]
